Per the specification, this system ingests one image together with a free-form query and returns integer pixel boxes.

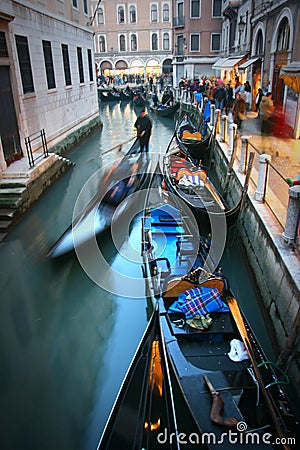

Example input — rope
[247,367,260,406]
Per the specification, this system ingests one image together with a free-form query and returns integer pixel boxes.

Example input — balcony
[173,16,185,28]
[223,0,240,19]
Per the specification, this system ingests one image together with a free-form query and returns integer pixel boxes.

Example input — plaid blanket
[168,286,229,319]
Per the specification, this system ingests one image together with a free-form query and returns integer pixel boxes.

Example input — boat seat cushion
[175,168,207,184]
[168,286,229,319]
[182,130,202,141]
[178,174,204,187]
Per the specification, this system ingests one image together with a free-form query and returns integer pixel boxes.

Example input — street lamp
[238,15,246,47]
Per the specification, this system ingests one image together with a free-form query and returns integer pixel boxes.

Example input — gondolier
[134,109,152,152]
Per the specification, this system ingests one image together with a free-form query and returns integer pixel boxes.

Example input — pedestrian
[225,83,234,114]
[134,109,152,152]
[213,83,226,112]
[232,92,247,131]
[260,92,274,135]
[255,88,263,117]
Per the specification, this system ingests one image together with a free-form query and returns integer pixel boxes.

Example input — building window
[276,18,290,51]
[97,7,104,24]
[42,40,56,89]
[212,0,221,17]
[118,6,125,23]
[83,0,88,15]
[0,31,9,57]
[177,1,184,20]
[61,43,72,86]
[119,34,126,51]
[190,0,200,18]
[99,36,106,52]
[72,0,78,9]
[190,33,200,51]
[77,47,84,83]
[99,36,106,53]
[131,34,137,51]
[163,3,169,21]
[152,33,158,50]
[129,5,136,23]
[151,4,158,23]
[163,33,169,50]
[211,33,220,51]
[87,49,94,82]
[15,35,34,94]
[255,30,263,55]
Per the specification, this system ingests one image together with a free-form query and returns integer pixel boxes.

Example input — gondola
[133,91,147,107]
[48,138,151,259]
[97,307,180,450]
[162,133,230,230]
[149,102,180,117]
[176,112,212,165]
[98,89,121,102]
[120,88,134,101]
[141,193,300,449]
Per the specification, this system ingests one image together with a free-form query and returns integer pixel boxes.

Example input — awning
[212,58,228,69]
[280,61,300,94]
[213,56,245,70]
[238,57,261,70]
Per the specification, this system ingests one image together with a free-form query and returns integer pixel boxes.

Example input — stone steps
[0,154,75,241]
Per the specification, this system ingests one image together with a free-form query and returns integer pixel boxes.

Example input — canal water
[0,101,276,450]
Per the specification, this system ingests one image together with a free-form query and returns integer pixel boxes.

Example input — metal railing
[213,113,299,253]
[25,129,49,168]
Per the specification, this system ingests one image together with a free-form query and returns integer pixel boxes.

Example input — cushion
[168,286,229,319]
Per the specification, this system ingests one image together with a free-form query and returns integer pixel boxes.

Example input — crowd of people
[176,76,285,137]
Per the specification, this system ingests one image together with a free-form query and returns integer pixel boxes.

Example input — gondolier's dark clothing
[134,112,152,152]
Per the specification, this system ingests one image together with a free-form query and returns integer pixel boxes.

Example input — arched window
[129,5,136,23]
[118,6,125,24]
[119,34,126,51]
[163,33,169,50]
[131,34,137,51]
[152,33,158,50]
[151,4,158,23]
[255,30,263,55]
[99,36,106,52]
[97,7,104,25]
[276,18,290,51]
[163,3,169,21]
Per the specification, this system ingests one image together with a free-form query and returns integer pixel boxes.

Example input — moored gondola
[132,90,147,107]
[176,112,212,165]
[48,138,151,259]
[162,133,247,228]
[120,88,134,101]
[97,307,180,450]
[98,88,121,102]
[141,195,300,449]
[149,102,180,117]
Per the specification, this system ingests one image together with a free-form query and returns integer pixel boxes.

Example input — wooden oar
[227,296,290,450]
[88,136,136,162]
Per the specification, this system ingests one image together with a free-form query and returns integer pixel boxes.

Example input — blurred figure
[260,92,274,135]
[213,83,226,112]
[232,92,247,131]
[255,88,263,117]
[225,83,234,114]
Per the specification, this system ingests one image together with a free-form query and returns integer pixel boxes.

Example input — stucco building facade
[0,0,100,173]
